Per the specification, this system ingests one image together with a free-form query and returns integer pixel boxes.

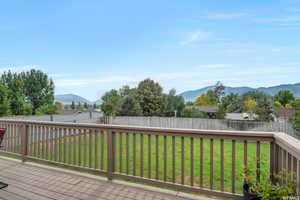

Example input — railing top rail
[0,119,274,139]
[273,132,300,160]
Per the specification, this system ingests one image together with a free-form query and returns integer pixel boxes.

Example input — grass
[0,151,230,200]
[25,132,270,195]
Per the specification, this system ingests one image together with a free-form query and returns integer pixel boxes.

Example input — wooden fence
[103,116,299,139]
[0,119,299,199]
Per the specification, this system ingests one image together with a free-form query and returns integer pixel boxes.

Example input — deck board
[0,157,203,200]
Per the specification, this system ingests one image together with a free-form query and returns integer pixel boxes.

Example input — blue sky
[1,0,300,101]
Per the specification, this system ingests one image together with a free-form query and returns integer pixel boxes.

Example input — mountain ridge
[55,83,300,104]
[180,82,300,102]
[55,94,102,105]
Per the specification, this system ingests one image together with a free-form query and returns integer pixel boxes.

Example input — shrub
[23,103,33,115]
[241,168,296,200]
[274,101,282,108]
[35,104,56,115]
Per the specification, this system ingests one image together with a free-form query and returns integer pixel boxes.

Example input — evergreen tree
[164,89,185,117]
[84,102,88,109]
[71,101,75,110]
[0,84,11,116]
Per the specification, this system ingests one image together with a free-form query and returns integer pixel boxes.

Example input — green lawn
[28,132,270,194]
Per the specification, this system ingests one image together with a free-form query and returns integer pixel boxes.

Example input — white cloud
[197,64,231,69]
[49,73,69,78]
[55,76,139,87]
[155,64,232,80]
[203,12,249,20]
[271,48,281,52]
[231,66,300,76]
[255,15,300,23]
[286,7,300,12]
[0,65,39,73]
[283,61,300,65]
[180,30,214,46]
[278,22,300,26]
[55,64,233,87]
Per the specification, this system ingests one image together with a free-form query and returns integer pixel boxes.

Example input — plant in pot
[241,168,296,200]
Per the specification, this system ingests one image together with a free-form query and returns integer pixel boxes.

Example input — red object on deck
[0,129,5,136]
[0,128,8,190]
[0,128,6,145]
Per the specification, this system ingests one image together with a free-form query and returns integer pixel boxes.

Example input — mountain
[180,82,300,102]
[93,99,102,105]
[55,94,92,105]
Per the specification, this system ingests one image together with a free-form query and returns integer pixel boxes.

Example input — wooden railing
[0,119,299,199]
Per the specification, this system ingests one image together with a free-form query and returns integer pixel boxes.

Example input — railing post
[21,124,29,162]
[270,141,275,182]
[107,130,116,180]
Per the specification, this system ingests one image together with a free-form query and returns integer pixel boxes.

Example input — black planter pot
[243,184,261,200]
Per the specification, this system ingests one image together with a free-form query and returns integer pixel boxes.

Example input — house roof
[225,113,258,120]
[186,105,218,113]
[225,113,245,120]
[273,107,294,118]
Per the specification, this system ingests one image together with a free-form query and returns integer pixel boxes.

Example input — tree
[84,102,88,109]
[136,79,165,116]
[220,93,243,113]
[291,99,300,133]
[254,99,273,121]
[55,102,64,110]
[1,71,25,115]
[118,86,142,116]
[274,90,295,107]
[100,89,121,116]
[274,101,282,108]
[119,85,133,97]
[181,108,209,118]
[164,89,185,117]
[194,91,218,106]
[185,101,194,106]
[21,69,54,113]
[71,101,76,110]
[194,82,225,106]
[76,102,84,110]
[119,95,142,116]
[0,84,11,116]
[23,103,33,115]
[213,81,225,103]
[36,104,56,115]
[93,103,97,109]
[242,91,269,102]
[242,91,273,121]
[244,98,257,119]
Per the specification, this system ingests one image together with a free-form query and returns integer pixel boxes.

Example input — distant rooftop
[273,107,294,118]
[186,106,218,113]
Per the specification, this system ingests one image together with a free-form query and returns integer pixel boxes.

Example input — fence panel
[105,116,298,138]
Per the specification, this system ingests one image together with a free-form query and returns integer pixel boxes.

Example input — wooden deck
[0,157,214,200]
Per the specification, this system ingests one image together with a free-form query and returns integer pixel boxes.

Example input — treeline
[0,69,55,116]
[100,79,300,130]
[191,82,274,121]
[101,79,185,117]
[192,83,299,121]
[191,82,300,132]
[68,101,98,110]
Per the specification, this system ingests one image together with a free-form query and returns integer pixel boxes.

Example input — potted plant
[241,168,296,200]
